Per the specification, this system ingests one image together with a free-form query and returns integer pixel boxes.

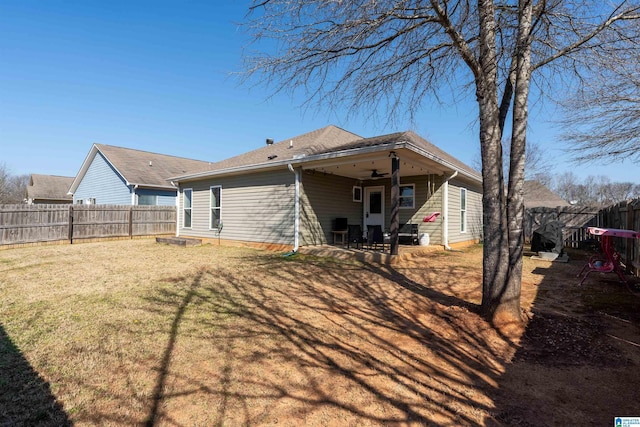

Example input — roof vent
[266,138,274,145]
[289,140,293,149]
[149,161,153,166]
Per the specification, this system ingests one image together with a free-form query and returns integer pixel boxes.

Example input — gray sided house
[26,174,74,204]
[68,144,213,205]
[170,125,483,251]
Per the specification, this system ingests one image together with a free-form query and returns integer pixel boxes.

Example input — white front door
[364,186,385,234]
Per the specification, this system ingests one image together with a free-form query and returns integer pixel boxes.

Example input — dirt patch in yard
[1,240,639,426]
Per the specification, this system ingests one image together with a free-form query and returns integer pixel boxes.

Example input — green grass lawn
[3,239,637,426]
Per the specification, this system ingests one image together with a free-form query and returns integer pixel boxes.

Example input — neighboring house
[523,180,570,209]
[26,174,74,204]
[169,125,483,251]
[68,144,213,205]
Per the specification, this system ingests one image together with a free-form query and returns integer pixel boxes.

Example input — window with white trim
[210,186,221,229]
[183,188,193,228]
[352,186,362,202]
[138,194,157,206]
[399,184,415,209]
[460,188,467,233]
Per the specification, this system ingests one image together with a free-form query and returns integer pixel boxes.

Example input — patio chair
[347,224,364,249]
[367,225,388,251]
[331,217,348,245]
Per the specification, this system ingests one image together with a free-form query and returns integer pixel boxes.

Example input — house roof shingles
[27,174,74,201]
[523,180,570,208]
[171,125,480,182]
[94,144,215,189]
[314,130,480,179]
[203,125,362,171]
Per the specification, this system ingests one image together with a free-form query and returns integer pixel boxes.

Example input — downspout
[131,184,138,205]
[287,163,300,253]
[442,170,458,250]
[171,181,180,237]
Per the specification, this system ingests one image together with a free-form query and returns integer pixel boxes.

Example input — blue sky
[1,1,638,183]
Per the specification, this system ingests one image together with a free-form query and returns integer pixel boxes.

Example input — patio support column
[390,155,400,255]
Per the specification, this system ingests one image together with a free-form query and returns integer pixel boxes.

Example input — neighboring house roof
[27,174,74,202]
[523,180,570,208]
[170,125,481,183]
[69,144,215,193]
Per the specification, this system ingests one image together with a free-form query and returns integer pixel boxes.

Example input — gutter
[167,142,405,183]
[128,183,178,191]
[131,184,139,205]
[442,170,459,250]
[168,140,481,186]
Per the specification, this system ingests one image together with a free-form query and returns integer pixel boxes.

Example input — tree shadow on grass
[144,269,205,427]
[487,249,640,426]
[0,324,71,427]
[141,249,519,426]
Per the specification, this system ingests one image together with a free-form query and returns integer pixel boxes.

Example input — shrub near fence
[0,204,176,246]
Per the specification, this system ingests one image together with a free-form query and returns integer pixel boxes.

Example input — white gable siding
[178,169,295,245]
[447,178,483,244]
[74,152,131,204]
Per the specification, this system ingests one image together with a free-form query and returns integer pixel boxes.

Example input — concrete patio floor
[298,243,444,265]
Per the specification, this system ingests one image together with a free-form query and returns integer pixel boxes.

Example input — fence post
[68,205,74,244]
[129,206,133,239]
[626,201,633,265]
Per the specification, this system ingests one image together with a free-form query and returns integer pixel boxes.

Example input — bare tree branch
[240,0,640,324]
[561,43,640,163]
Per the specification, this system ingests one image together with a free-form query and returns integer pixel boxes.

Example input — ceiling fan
[370,169,388,178]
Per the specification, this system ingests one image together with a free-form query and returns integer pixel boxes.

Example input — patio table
[577,227,640,285]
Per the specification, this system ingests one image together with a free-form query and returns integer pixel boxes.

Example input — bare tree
[0,163,28,204]
[243,0,640,327]
[472,138,554,180]
[553,171,582,203]
[561,47,640,163]
[0,163,10,203]
[603,180,640,204]
[552,171,640,206]
[11,174,29,203]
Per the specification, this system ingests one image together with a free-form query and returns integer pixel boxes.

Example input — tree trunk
[477,0,511,324]
[500,0,534,327]
[479,101,510,322]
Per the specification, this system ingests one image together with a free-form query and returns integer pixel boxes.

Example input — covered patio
[292,132,481,255]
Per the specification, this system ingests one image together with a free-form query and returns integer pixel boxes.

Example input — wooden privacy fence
[526,199,640,272]
[598,199,640,272]
[525,206,600,248]
[0,204,176,246]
